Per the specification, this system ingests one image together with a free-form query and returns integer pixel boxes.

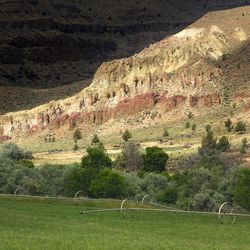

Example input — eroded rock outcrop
[0,6,249,139]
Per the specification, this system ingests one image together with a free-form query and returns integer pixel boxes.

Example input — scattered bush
[90,169,125,198]
[73,143,79,151]
[0,143,33,161]
[187,112,194,119]
[116,142,143,172]
[122,129,132,142]
[185,121,190,129]
[216,136,231,152]
[234,168,250,210]
[189,189,216,212]
[192,124,197,131]
[64,164,96,197]
[240,138,248,154]
[0,134,249,212]
[73,128,82,143]
[163,128,169,137]
[157,185,178,205]
[225,118,233,132]
[198,125,217,158]
[143,147,169,173]
[91,134,100,144]
[81,146,112,170]
[235,121,247,133]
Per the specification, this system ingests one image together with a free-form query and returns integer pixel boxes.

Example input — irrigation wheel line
[218,202,237,224]
[74,190,89,203]
[80,207,250,223]
[120,198,139,218]
[141,194,151,206]
[14,187,21,196]
[74,190,84,200]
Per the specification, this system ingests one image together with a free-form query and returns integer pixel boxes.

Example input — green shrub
[192,124,197,131]
[157,185,178,205]
[116,142,143,172]
[63,165,96,197]
[73,128,82,143]
[225,118,233,132]
[235,121,247,133]
[0,143,33,161]
[234,168,250,211]
[141,173,169,194]
[143,147,169,173]
[198,125,217,157]
[216,136,231,152]
[81,146,112,170]
[187,112,194,119]
[122,173,142,198]
[185,121,190,129]
[90,169,125,198]
[163,128,169,137]
[189,189,216,212]
[73,143,79,151]
[91,134,100,144]
[19,160,35,169]
[122,129,132,142]
[240,138,248,154]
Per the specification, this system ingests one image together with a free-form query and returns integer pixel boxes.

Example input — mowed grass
[0,196,250,250]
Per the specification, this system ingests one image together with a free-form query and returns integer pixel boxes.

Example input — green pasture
[0,195,250,250]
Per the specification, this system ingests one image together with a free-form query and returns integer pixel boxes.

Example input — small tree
[157,186,178,204]
[225,118,233,132]
[163,128,169,137]
[198,125,217,157]
[143,147,169,173]
[192,124,197,131]
[117,142,143,172]
[122,129,132,142]
[240,138,248,154]
[0,143,33,161]
[91,134,100,144]
[216,136,231,152]
[81,146,112,170]
[73,128,82,143]
[73,143,79,151]
[185,121,190,129]
[235,121,247,133]
[64,165,96,197]
[234,168,250,211]
[188,112,194,119]
[90,169,125,198]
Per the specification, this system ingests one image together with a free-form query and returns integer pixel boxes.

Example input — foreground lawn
[0,195,250,250]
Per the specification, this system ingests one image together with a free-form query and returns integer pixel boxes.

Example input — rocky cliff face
[0,0,249,89]
[0,5,249,140]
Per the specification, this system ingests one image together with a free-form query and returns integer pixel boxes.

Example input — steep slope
[0,0,249,114]
[0,6,249,141]
[1,0,248,88]
[0,0,195,88]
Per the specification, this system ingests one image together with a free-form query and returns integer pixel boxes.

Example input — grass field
[0,195,250,250]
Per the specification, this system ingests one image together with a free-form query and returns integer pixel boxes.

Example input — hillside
[0,5,249,144]
[0,0,249,113]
